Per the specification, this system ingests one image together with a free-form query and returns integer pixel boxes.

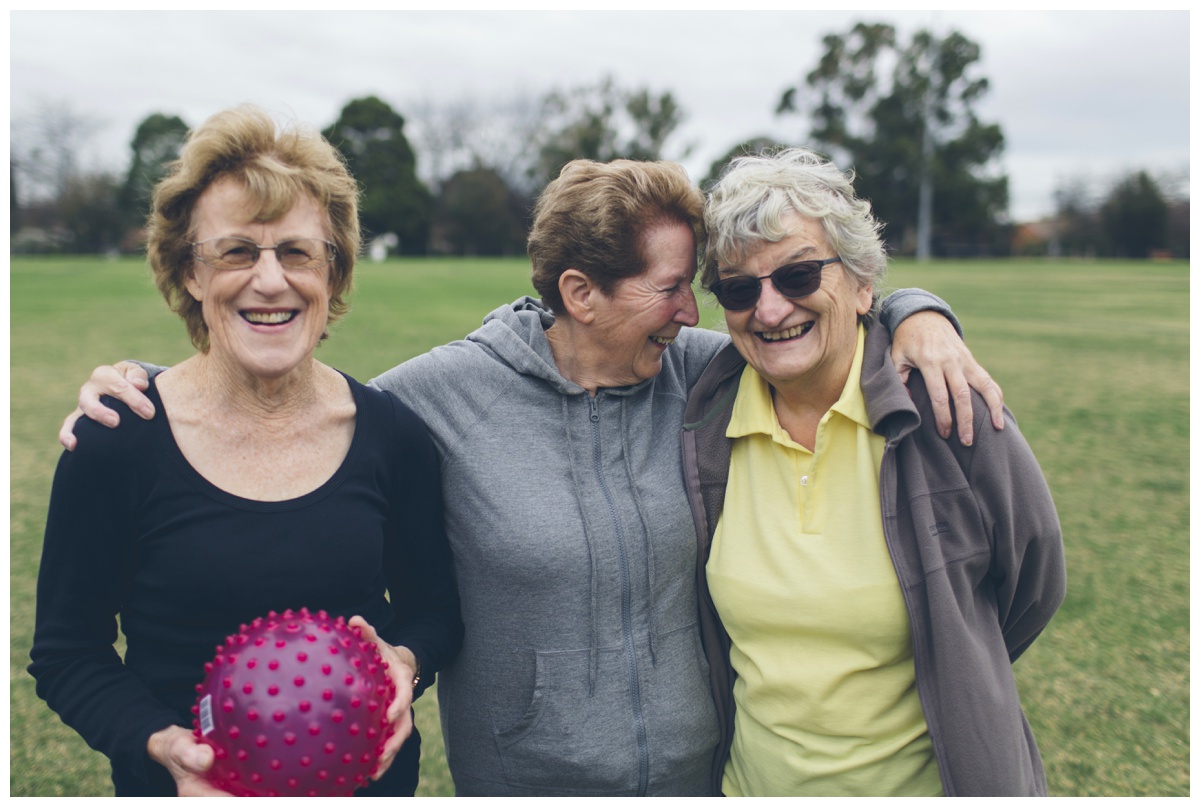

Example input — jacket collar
[682,341,745,431]
[860,321,922,442]
[685,323,922,442]
[471,297,658,398]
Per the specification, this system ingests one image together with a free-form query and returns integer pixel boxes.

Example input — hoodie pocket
[493,647,639,793]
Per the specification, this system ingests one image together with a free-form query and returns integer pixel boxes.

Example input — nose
[753,277,795,326]
[676,286,700,327]
[250,248,290,294]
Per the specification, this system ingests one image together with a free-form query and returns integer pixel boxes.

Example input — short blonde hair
[146,105,360,349]
[527,159,704,313]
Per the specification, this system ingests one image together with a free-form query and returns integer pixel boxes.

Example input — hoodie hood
[470,296,663,399]
[467,297,586,396]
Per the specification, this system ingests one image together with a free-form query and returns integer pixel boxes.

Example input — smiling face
[588,220,700,387]
[184,178,333,381]
[720,212,873,400]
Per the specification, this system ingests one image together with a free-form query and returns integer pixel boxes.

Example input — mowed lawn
[10,255,1189,796]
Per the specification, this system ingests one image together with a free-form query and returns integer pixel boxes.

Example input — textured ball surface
[192,608,397,796]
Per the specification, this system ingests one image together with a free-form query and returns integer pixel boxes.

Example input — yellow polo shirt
[707,326,941,796]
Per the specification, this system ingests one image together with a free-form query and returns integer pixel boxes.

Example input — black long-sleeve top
[29,373,463,796]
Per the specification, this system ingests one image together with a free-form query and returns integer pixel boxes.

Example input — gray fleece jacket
[681,321,1066,796]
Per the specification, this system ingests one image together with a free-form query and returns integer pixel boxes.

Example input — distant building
[1011,218,1058,257]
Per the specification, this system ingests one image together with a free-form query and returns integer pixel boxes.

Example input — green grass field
[10,255,1189,796]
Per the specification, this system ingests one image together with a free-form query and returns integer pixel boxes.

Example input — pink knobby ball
[192,608,397,796]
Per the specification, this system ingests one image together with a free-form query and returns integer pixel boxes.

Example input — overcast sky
[9,9,1191,222]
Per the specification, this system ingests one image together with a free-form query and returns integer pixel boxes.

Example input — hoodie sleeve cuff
[130,360,169,379]
[879,288,964,338]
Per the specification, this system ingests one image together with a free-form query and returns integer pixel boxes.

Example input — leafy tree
[119,113,189,230]
[530,76,691,191]
[1165,199,1189,259]
[59,172,124,253]
[323,96,432,254]
[1100,171,1168,258]
[1053,170,1180,259]
[779,22,1008,256]
[430,167,529,256]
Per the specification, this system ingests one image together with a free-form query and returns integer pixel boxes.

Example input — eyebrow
[204,234,325,244]
[666,265,697,284]
[718,246,817,277]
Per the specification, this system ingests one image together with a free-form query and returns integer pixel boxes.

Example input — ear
[184,270,204,303]
[855,283,874,317]
[558,269,597,325]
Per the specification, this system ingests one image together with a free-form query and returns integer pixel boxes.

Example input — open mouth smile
[758,321,814,342]
[241,310,298,325]
[650,335,675,347]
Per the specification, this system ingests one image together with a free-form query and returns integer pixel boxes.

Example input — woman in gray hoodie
[60,158,1002,796]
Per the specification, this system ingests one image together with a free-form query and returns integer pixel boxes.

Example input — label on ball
[198,694,214,736]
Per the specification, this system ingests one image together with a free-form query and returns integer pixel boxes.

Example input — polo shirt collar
[726,325,871,442]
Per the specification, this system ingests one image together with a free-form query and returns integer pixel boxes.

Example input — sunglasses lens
[773,263,823,298]
[713,279,760,310]
[712,259,830,310]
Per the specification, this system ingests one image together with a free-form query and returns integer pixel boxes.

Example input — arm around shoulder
[879,288,962,337]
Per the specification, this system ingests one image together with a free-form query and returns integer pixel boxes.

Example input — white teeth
[650,335,675,346]
[760,322,813,342]
[243,311,295,325]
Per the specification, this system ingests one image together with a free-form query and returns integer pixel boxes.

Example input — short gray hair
[702,148,887,306]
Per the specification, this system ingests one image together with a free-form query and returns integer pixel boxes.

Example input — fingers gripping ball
[192,608,398,796]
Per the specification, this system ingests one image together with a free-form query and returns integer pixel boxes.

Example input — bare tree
[529,76,692,192]
[1153,163,1190,204]
[11,100,105,204]
[407,96,475,194]
[407,91,544,197]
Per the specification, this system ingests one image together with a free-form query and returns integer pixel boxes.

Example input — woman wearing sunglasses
[683,148,1065,796]
[29,106,463,796]
[58,155,1001,796]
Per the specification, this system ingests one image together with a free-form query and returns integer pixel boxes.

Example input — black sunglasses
[709,257,842,311]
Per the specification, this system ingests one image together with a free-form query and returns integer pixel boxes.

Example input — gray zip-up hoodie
[681,321,1066,796]
[370,298,728,795]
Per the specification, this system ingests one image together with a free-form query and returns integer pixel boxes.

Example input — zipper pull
[589,395,600,422]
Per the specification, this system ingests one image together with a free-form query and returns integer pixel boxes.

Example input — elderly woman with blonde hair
[30,106,463,797]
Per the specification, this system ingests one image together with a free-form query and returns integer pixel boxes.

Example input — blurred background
[9,9,1190,261]
[9,8,1191,798]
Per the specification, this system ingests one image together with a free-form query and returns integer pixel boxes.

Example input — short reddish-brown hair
[527,159,704,314]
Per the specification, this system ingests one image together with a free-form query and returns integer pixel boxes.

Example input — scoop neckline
[148,370,364,512]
